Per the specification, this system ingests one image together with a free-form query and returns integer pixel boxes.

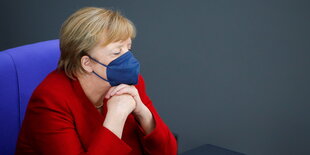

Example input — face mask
[88,51,140,86]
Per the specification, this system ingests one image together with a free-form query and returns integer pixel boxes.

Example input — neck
[77,73,110,106]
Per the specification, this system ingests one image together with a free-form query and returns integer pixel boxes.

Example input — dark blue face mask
[88,51,140,86]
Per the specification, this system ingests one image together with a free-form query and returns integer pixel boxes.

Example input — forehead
[119,38,132,45]
[105,38,132,47]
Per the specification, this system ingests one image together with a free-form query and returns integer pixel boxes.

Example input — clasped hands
[104,84,147,119]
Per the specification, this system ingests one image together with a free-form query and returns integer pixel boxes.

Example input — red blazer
[15,70,177,155]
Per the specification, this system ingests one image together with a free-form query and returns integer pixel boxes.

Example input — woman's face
[87,37,132,83]
[91,37,132,64]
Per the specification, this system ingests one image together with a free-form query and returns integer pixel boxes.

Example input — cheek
[105,55,120,65]
[96,51,115,65]
[94,64,108,79]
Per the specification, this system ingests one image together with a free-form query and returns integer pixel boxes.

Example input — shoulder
[135,74,147,92]
[25,70,74,118]
[30,70,74,104]
[135,74,152,104]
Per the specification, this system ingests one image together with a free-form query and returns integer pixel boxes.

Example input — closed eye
[113,51,121,55]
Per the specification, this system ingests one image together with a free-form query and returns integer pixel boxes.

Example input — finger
[115,86,137,97]
[105,87,116,99]
[114,87,131,95]
[110,84,129,97]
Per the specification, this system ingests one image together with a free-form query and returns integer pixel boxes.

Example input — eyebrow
[116,43,131,48]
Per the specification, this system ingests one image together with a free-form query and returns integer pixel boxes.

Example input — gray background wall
[1,0,309,154]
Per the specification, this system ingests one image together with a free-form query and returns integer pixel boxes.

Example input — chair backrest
[0,39,60,154]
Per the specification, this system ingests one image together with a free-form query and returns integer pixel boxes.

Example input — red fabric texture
[15,70,177,155]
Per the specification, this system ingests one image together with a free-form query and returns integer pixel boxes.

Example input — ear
[80,55,93,73]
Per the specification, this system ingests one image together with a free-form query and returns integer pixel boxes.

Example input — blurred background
[1,0,309,154]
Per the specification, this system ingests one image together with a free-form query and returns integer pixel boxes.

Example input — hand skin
[103,84,155,138]
[103,94,135,138]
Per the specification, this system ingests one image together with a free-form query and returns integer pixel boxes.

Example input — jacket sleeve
[20,88,132,155]
[134,75,178,155]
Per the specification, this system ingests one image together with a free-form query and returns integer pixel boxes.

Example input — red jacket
[15,70,177,155]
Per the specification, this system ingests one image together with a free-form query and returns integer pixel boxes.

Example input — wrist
[134,106,155,135]
[106,110,129,121]
[134,105,151,122]
[103,111,128,138]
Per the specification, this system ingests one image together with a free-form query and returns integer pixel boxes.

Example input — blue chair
[0,40,60,155]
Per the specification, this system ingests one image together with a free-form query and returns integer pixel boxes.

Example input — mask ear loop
[85,54,110,83]
[87,55,109,68]
[92,71,110,82]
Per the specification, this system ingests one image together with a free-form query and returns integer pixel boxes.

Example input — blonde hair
[58,7,136,79]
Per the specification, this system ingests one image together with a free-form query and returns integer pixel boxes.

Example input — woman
[15,7,177,154]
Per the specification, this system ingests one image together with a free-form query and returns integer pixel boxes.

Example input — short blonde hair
[58,7,136,79]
